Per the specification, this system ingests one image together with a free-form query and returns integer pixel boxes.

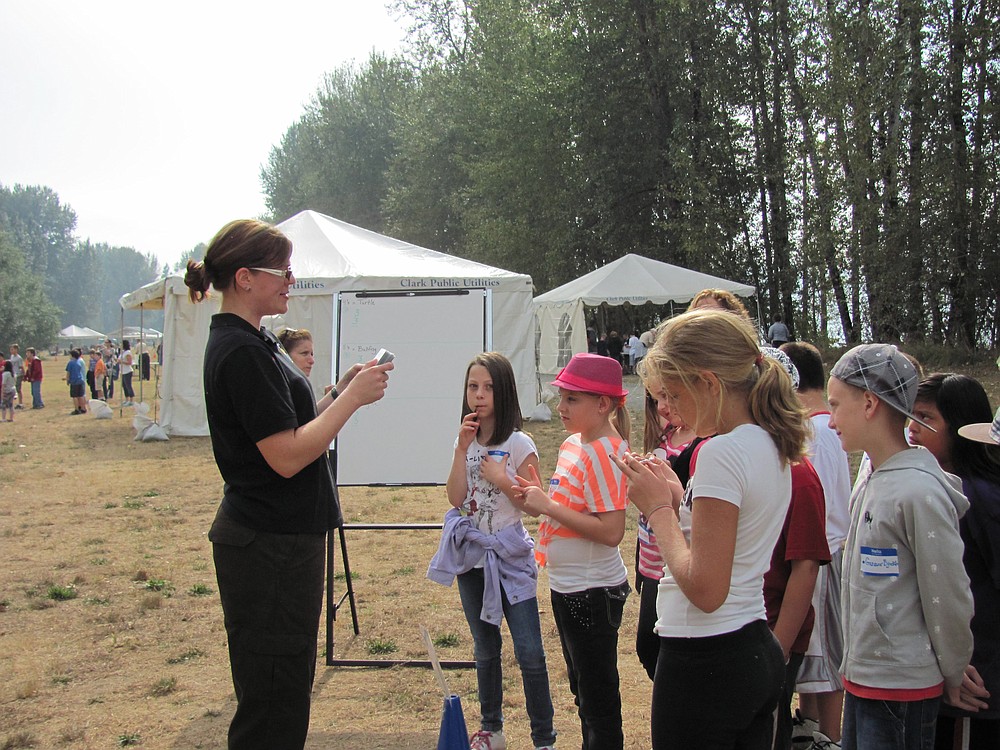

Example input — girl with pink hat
[514,352,632,750]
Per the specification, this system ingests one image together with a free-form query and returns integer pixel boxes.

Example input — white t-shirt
[459,430,537,537]
[119,349,134,375]
[807,413,852,553]
[655,423,792,637]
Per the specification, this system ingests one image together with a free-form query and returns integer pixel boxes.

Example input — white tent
[57,325,106,350]
[534,254,756,374]
[120,210,536,440]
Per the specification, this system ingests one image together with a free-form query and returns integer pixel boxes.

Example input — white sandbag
[132,402,167,441]
[139,422,169,442]
[89,400,113,419]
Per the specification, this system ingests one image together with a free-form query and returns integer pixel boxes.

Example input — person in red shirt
[23,348,44,409]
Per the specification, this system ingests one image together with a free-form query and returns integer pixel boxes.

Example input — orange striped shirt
[536,434,629,567]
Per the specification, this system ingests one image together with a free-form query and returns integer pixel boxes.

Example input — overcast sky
[0,1,406,269]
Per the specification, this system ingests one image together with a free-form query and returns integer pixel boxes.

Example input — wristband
[645,504,673,523]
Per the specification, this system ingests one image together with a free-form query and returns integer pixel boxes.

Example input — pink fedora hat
[551,353,628,398]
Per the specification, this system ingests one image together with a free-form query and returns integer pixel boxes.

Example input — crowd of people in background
[0,336,160,417]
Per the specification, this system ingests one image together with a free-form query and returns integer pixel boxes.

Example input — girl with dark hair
[909,373,1000,750]
[433,352,556,750]
[184,218,393,750]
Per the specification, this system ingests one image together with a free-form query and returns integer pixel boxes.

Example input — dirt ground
[2,354,997,749]
[0,363,657,750]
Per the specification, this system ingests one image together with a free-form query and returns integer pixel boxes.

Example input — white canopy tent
[57,325,106,351]
[534,254,756,374]
[120,210,536,439]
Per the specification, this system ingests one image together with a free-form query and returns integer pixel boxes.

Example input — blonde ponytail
[748,357,809,465]
[639,309,808,465]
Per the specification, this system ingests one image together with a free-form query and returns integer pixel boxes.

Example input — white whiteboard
[334,289,491,485]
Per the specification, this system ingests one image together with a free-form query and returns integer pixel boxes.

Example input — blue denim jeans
[457,568,556,747]
[551,582,631,750]
[30,380,43,407]
[842,692,941,750]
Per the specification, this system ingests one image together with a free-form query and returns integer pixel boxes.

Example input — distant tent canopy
[533,254,756,374]
[57,325,106,347]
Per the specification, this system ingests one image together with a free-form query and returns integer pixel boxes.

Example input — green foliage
[433,632,460,648]
[147,677,176,697]
[366,637,399,655]
[142,578,174,595]
[166,648,205,664]
[0,183,161,339]
[46,584,77,601]
[262,53,415,229]
[0,229,61,349]
[256,0,1000,346]
[116,731,142,746]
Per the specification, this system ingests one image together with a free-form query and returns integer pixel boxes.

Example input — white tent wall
[535,299,587,375]
[120,211,537,438]
[533,254,757,375]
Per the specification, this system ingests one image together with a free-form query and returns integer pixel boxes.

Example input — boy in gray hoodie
[827,344,985,750]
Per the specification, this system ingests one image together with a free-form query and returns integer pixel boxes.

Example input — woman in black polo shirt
[184,219,392,750]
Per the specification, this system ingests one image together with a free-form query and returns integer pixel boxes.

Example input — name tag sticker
[549,478,560,486]
[860,546,900,576]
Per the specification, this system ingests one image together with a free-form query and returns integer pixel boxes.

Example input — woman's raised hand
[610,452,683,517]
[343,359,393,407]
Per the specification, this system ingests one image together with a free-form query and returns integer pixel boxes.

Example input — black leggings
[652,619,785,750]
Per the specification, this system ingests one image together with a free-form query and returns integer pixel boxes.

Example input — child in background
[429,352,556,750]
[93,351,107,401]
[515,353,632,750]
[614,309,808,750]
[907,374,1000,749]
[65,348,87,415]
[827,345,983,749]
[1,360,15,421]
[24,348,43,409]
[87,348,100,399]
[780,341,852,750]
[635,388,697,680]
[762,342,831,750]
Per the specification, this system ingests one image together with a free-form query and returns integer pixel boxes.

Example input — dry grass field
[1,352,997,750]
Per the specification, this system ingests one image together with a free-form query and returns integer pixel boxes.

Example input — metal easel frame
[325,520,474,669]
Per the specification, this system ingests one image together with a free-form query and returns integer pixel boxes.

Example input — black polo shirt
[203,313,342,533]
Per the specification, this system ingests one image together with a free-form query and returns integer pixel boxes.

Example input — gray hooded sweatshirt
[841,447,973,692]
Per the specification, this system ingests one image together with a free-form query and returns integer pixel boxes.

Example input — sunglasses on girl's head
[250,266,294,281]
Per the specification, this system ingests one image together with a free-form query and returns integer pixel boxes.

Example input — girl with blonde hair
[613,308,808,750]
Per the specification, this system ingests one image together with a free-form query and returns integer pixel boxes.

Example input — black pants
[635,571,660,681]
[210,508,326,750]
[774,652,805,750]
[652,619,785,750]
[551,582,631,750]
